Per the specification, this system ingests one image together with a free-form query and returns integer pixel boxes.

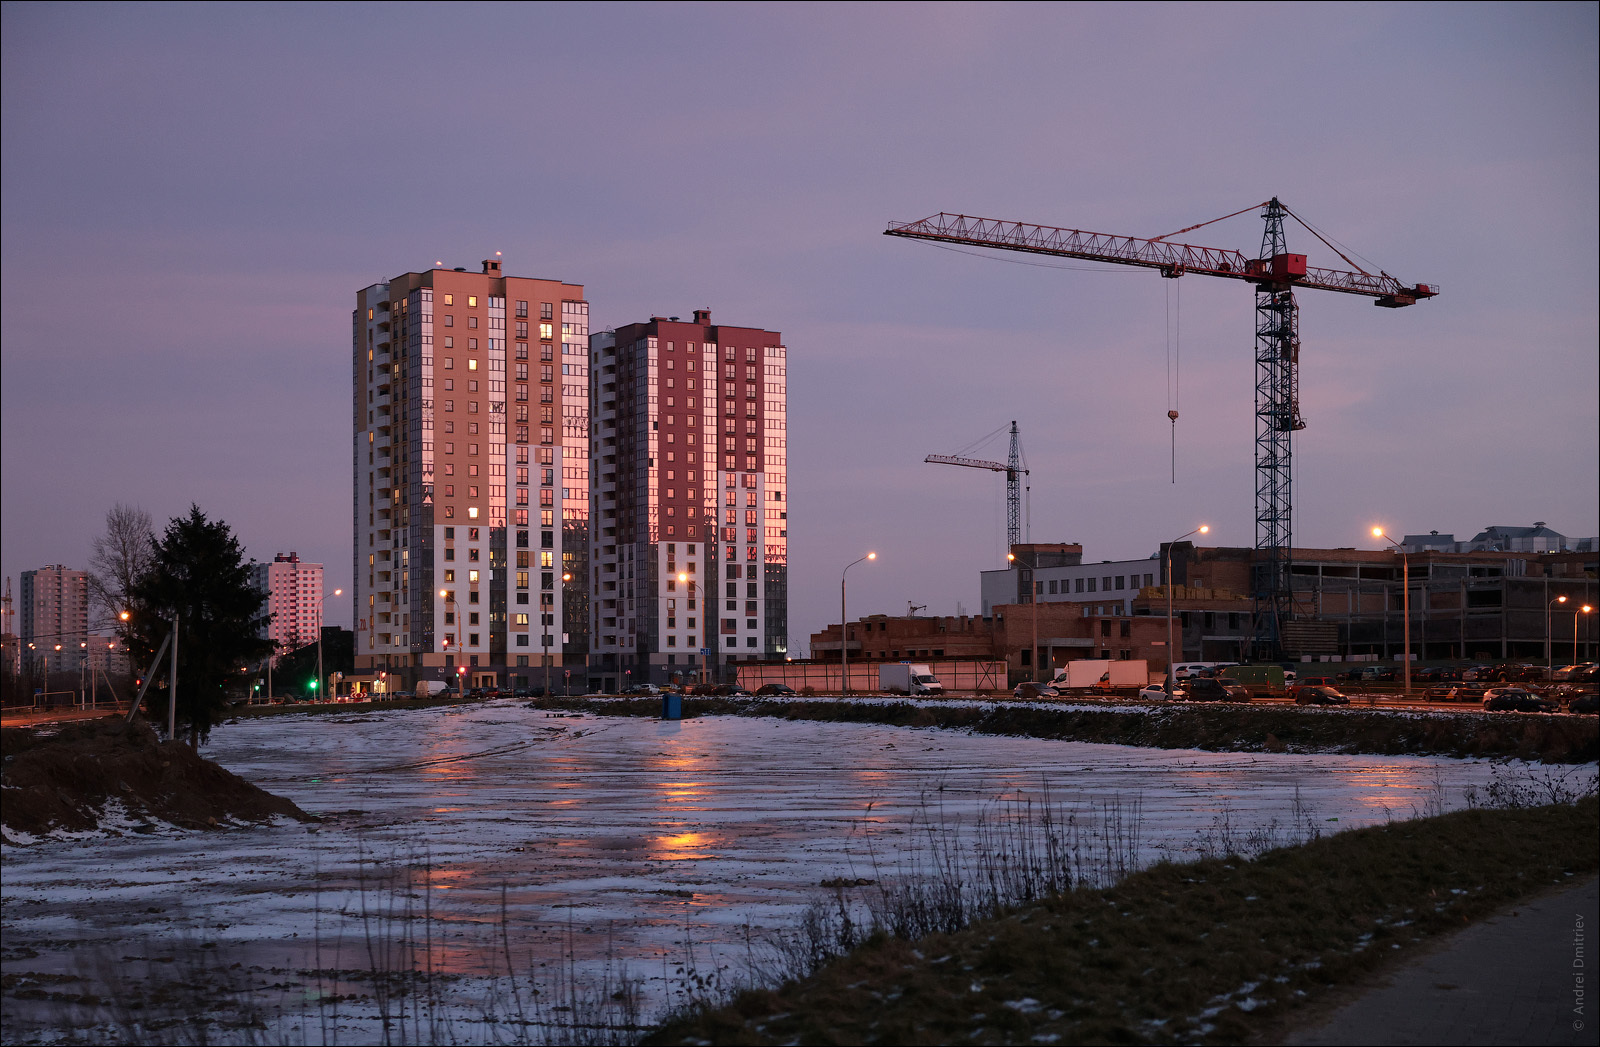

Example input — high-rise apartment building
[353,261,590,689]
[251,552,325,658]
[588,310,788,691]
[20,565,90,673]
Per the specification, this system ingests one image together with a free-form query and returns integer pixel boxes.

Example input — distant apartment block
[20,565,90,673]
[587,310,788,691]
[251,552,325,658]
[353,261,590,689]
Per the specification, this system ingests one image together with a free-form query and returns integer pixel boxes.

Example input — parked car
[1491,664,1548,683]
[1569,692,1599,715]
[1296,676,1338,690]
[1184,677,1251,702]
[1294,685,1350,706]
[1553,663,1598,682]
[1460,665,1497,681]
[755,683,797,696]
[1481,687,1558,713]
[1137,684,1185,701]
[1340,665,1397,683]
[1412,666,1462,683]
[623,684,661,696]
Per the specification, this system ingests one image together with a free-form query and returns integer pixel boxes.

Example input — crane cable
[1166,278,1181,482]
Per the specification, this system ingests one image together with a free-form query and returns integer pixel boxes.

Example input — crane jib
[884,214,1437,305]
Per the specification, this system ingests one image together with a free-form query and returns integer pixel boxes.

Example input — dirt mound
[1,716,312,840]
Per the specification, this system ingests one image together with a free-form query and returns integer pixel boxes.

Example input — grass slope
[646,797,1598,1045]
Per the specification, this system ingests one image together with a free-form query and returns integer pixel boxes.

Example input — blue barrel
[662,694,682,719]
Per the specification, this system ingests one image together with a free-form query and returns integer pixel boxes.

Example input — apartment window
[1075,578,1085,593]
[444,294,453,305]
[1048,580,1058,594]
[443,357,454,369]
[469,317,478,329]
[1115,575,1125,590]
[1103,576,1113,590]
[444,315,454,327]
[1086,578,1096,592]
[516,300,528,318]
[1100,620,1112,637]
[1144,573,1154,587]
[1119,620,1130,638]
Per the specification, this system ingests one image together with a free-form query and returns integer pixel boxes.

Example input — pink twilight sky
[3,4,1596,654]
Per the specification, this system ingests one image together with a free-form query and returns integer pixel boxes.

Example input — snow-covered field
[0,700,1519,1040]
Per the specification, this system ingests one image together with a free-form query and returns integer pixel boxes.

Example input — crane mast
[925,420,1028,552]
[888,200,1436,659]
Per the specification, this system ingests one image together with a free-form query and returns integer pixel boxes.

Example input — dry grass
[646,791,1599,1045]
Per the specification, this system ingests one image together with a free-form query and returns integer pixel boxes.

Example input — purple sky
[4,4,1596,654]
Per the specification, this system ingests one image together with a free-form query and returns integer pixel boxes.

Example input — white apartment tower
[19,565,90,673]
[353,261,589,689]
[251,552,325,657]
[587,310,788,691]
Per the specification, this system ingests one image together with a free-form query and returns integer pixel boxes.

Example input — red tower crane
[885,199,1437,657]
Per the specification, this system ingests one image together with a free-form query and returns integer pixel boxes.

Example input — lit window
[469,570,480,583]
[468,507,479,519]
[468,296,477,307]
[468,359,479,371]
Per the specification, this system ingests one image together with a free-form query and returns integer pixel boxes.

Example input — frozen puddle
[1,700,1514,1039]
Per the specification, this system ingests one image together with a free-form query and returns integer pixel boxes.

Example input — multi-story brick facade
[353,260,589,690]
[587,310,788,691]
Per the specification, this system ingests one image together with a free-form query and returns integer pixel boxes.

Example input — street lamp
[1372,528,1411,698]
[1548,595,1568,676]
[544,571,571,697]
[1008,550,1042,684]
[840,552,876,696]
[1165,526,1208,696]
[677,572,702,686]
[1578,605,1594,666]
[316,588,343,702]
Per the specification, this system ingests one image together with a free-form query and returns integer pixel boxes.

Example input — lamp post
[840,553,876,696]
[1548,595,1568,676]
[1165,526,1208,696]
[544,572,571,697]
[1007,551,1042,684]
[1578,605,1594,665]
[1372,529,1411,698]
[316,588,343,702]
[677,572,703,687]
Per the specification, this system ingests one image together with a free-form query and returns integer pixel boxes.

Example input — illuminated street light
[1165,526,1208,696]
[1371,528,1412,697]
[840,553,876,696]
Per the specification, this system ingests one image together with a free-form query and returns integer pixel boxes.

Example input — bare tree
[88,503,156,630]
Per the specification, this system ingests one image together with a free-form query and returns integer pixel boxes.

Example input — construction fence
[735,659,1009,695]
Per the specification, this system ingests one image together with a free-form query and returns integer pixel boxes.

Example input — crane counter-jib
[884,213,1437,305]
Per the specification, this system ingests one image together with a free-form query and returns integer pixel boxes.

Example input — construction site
[790,199,1597,688]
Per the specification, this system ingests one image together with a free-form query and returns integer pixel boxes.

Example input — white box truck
[1050,660,1149,691]
[879,663,945,695]
[1050,660,1110,689]
[416,680,449,697]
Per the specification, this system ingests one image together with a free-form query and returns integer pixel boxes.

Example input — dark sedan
[1482,688,1558,713]
[1294,685,1350,706]
[1185,677,1251,702]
